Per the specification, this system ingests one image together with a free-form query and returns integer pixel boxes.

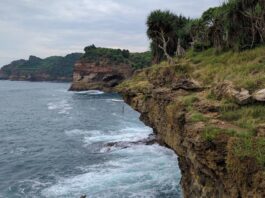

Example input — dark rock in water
[103,134,159,152]
[80,195,86,198]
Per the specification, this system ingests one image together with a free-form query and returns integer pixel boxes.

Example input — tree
[147,10,190,64]
[147,10,178,64]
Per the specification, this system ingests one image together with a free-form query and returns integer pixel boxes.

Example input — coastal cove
[0,80,182,198]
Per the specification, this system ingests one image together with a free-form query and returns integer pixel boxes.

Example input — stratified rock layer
[69,60,133,92]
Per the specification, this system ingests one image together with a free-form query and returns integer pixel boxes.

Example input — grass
[183,46,265,91]
[116,70,151,92]
[182,94,199,107]
[202,125,237,141]
[190,112,209,122]
[220,104,265,132]
[233,137,265,167]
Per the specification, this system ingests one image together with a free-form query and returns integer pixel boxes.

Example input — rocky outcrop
[117,65,265,198]
[213,81,252,105]
[212,81,265,105]
[69,60,133,92]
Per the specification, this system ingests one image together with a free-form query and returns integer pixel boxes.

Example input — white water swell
[41,145,181,198]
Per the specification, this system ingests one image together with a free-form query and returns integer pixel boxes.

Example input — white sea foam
[83,126,152,145]
[74,90,104,95]
[12,179,52,198]
[107,99,124,102]
[41,145,181,198]
[47,100,72,114]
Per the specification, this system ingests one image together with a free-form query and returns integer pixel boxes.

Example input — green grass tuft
[190,112,209,122]
[220,104,265,132]
[234,137,265,167]
[202,126,237,141]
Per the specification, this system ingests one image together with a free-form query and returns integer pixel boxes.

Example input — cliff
[69,45,151,91]
[69,59,133,92]
[117,47,265,198]
[0,53,83,82]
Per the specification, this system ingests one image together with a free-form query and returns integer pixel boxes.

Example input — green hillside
[0,53,83,81]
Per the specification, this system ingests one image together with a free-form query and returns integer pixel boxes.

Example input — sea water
[0,81,182,198]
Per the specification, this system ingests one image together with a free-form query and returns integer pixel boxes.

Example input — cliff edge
[117,47,265,198]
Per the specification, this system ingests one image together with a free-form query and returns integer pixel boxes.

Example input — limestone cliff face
[117,66,265,198]
[69,59,133,92]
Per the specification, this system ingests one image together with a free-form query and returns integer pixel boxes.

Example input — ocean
[0,80,182,198]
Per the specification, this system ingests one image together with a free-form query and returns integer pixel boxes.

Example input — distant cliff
[0,53,83,82]
[69,45,151,91]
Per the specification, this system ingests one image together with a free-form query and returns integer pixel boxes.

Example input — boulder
[234,88,252,105]
[213,81,252,105]
[252,89,265,102]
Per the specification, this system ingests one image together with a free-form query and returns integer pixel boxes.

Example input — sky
[0,0,222,66]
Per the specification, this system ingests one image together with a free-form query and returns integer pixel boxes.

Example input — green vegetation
[182,94,199,107]
[130,52,152,69]
[82,45,151,69]
[82,45,130,64]
[202,126,237,141]
[116,70,151,92]
[147,0,265,63]
[147,10,190,63]
[183,46,265,91]
[1,46,152,81]
[234,137,265,167]
[191,0,265,51]
[220,104,265,133]
[190,112,208,123]
[202,125,254,142]
[0,53,83,81]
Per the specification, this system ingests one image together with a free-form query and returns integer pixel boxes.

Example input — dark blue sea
[0,80,182,198]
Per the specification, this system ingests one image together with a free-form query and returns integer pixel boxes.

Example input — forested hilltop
[81,45,151,69]
[0,53,83,82]
[0,46,151,82]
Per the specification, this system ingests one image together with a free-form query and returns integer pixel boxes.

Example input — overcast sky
[0,0,222,66]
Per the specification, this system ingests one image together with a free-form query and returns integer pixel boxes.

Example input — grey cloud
[0,0,221,66]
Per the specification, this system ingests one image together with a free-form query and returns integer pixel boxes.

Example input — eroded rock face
[118,67,265,198]
[69,60,133,92]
